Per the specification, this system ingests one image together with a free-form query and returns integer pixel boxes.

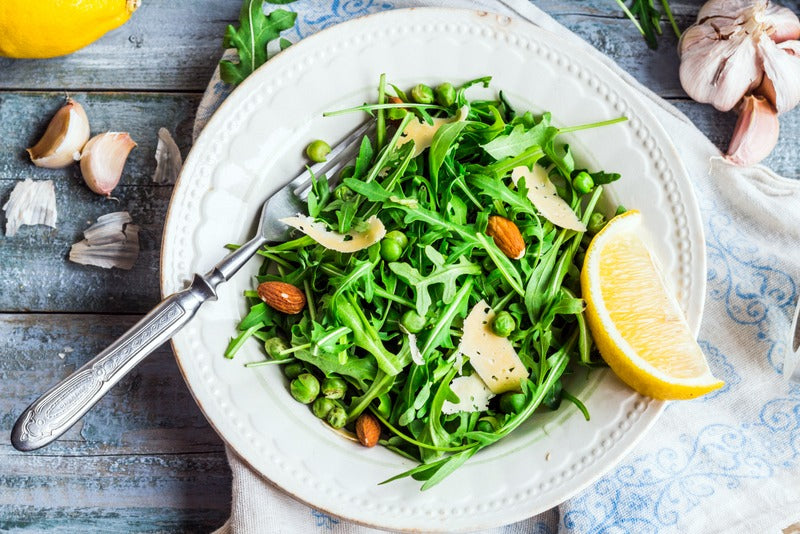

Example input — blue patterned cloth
[204,1,800,532]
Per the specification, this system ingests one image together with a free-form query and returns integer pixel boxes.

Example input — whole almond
[355,413,381,448]
[257,281,306,314]
[486,215,526,260]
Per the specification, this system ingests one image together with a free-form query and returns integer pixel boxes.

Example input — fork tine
[289,120,375,191]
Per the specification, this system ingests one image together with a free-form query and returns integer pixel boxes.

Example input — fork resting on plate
[11,121,373,452]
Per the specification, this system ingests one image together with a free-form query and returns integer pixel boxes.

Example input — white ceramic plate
[161,8,705,532]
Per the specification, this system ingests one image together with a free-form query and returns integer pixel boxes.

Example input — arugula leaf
[219,3,297,85]
[590,170,621,185]
[335,294,407,376]
[306,171,329,218]
[481,121,556,160]
[389,252,480,316]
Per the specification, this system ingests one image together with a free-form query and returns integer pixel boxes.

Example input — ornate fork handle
[11,234,267,452]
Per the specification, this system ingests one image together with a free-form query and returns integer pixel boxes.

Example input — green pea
[312,397,336,419]
[306,139,331,163]
[283,361,304,380]
[264,337,289,360]
[321,376,347,400]
[400,310,426,334]
[411,83,434,104]
[387,107,407,120]
[380,239,403,262]
[476,420,494,433]
[290,373,320,404]
[326,404,348,428]
[587,212,607,235]
[384,230,409,249]
[338,166,355,182]
[435,82,456,107]
[491,311,516,337]
[572,171,594,194]
[615,205,627,216]
[499,392,527,415]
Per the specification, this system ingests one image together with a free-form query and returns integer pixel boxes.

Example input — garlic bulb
[79,132,137,196]
[726,95,780,166]
[680,0,800,113]
[27,99,90,168]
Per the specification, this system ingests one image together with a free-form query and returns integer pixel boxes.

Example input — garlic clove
[79,132,137,196]
[27,98,90,169]
[764,3,800,43]
[757,34,800,113]
[726,95,780,166]
[679,26,761,112]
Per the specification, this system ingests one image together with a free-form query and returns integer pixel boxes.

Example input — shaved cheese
[458,300,529,394]
[2,179,57,236]
[280,214,385,253]
[511,165,587,232]
[397,105,469,157]
[69,211,140,270]
[442,374,496,415]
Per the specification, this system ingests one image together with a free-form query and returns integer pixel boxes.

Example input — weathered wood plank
[0,313,230,530]
[0,92,199,313]
[1,506,227,534]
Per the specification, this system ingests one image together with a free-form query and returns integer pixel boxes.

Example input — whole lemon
[0,0,140,59]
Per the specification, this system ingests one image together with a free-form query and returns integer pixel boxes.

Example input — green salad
[226,76,626,490]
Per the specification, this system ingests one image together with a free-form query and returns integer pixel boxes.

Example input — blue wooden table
[2,1,798,531]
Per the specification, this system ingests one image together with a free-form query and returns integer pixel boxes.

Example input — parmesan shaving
[280,214,386,253]
[2,179,57,237]
[397,105,469,157]
[69,211,140,270]
[442,374,496,415]
[152,127,182,185]
[458,299,529,394]
[511,165,587,232]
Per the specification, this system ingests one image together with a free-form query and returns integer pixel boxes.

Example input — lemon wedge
[580,210,723,400]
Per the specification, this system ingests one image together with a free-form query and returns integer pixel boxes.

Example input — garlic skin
[2,179,57,236]
[79,132,137,196]
[680,0,800,113]
[726,95,780,166]
[69,211,139,270]
[27,99,90,169]
[152,127,182,185]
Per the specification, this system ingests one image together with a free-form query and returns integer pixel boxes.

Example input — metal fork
[11,120,373,452]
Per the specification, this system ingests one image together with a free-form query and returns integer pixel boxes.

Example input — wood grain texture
[0,92,199,313]
[0,314,230,531]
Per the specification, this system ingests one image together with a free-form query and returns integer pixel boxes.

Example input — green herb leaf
[219,3,297,85]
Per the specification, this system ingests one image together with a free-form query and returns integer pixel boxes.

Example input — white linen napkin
[197,1,800,532]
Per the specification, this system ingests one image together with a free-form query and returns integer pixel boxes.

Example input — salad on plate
[223,75,721,490]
